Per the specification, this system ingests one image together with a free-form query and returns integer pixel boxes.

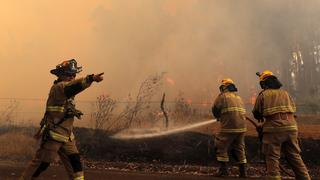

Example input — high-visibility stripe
[46,106,64,112]
[49,131,69,142]
[220,128,247,133]
[49,131,74,143]
[221,107,246,114]
[82,77,91,88]
[225,93,241,99]
[74,176,84,180]
[236,159,247,164]
[217,156,229,162]
[265,175,281,180]
[263,105,296,115]
[263,125,298,132]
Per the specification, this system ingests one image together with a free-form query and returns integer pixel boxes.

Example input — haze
[1,0,319,121]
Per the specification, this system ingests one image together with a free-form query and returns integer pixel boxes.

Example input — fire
[166,77,176,86]
[162,0,178,16]
[185,99,192,105]
[250,93,257,105]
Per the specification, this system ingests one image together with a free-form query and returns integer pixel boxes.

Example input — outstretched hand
[93,72,104,82]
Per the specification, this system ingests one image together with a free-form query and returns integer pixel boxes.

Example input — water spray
[111,119,217,140]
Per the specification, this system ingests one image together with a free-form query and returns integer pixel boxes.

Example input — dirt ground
[0,161,256,180]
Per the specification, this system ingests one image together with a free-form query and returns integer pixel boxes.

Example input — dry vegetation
[91,94,116,130]
[0,132,36,161]
[89,74,212,132]
[90,73,166,132]
[0,100,19,127]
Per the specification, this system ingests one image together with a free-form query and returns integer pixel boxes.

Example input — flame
[162,0,178,16]
[250,93,257,105]
[185,99,192,104]
[166,77,176,86]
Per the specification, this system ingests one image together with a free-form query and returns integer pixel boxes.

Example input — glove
[93,73,104,82]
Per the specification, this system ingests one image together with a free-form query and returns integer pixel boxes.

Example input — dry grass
[0,132,36,161]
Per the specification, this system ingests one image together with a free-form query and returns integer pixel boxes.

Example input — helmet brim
[50,67,82,76]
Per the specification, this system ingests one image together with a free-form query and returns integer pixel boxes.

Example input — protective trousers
[20,139,84,180]
[262,131,311,180]
[215,132,247,164]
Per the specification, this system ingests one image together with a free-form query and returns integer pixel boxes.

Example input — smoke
[89,0,320,100]
[1,0,320,120]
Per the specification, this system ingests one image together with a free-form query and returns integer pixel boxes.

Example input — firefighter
[20,59,104,180]
[212,78,247,177]
[253,70,311,180]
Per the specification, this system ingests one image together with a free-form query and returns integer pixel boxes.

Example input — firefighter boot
[217,162,228,177]
[239,163,247,178]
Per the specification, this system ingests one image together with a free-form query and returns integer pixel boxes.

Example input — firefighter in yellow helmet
[20,59,104,180]
[212,78,247,177]
[253,70,311,180]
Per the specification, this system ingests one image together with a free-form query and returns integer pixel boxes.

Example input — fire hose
[245,116,295,177]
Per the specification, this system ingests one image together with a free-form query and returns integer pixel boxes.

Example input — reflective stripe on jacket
[46,106,64,112]
[44,76,93,138]
[212,92,247,133]
[263,125,297,132]
[253,89,297,133]
[264,105,295,115]
[49,130,75,143]
[220,128,247,133]
[221,107,246,114]
[254,89,296,117]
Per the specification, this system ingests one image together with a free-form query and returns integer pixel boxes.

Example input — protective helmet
[256,70,282,89]
[220,78,237,92]
[221,78,234,86]
[257,70,274,81]
[50,59,82,76]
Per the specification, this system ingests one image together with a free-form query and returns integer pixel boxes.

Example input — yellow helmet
[220,78,237,92]
[221,78,234,85]
[258,70,274,81]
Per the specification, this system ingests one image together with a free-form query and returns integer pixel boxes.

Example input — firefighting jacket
[212,92,247,133]
[44,75,94,142]
[252,89,297,133]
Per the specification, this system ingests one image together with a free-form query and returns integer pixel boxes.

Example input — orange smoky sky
[1,0,320,121]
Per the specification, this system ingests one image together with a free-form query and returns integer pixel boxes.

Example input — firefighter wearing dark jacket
[212,78,247,178]
[20,59,104,180]
[253,70,311,180]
